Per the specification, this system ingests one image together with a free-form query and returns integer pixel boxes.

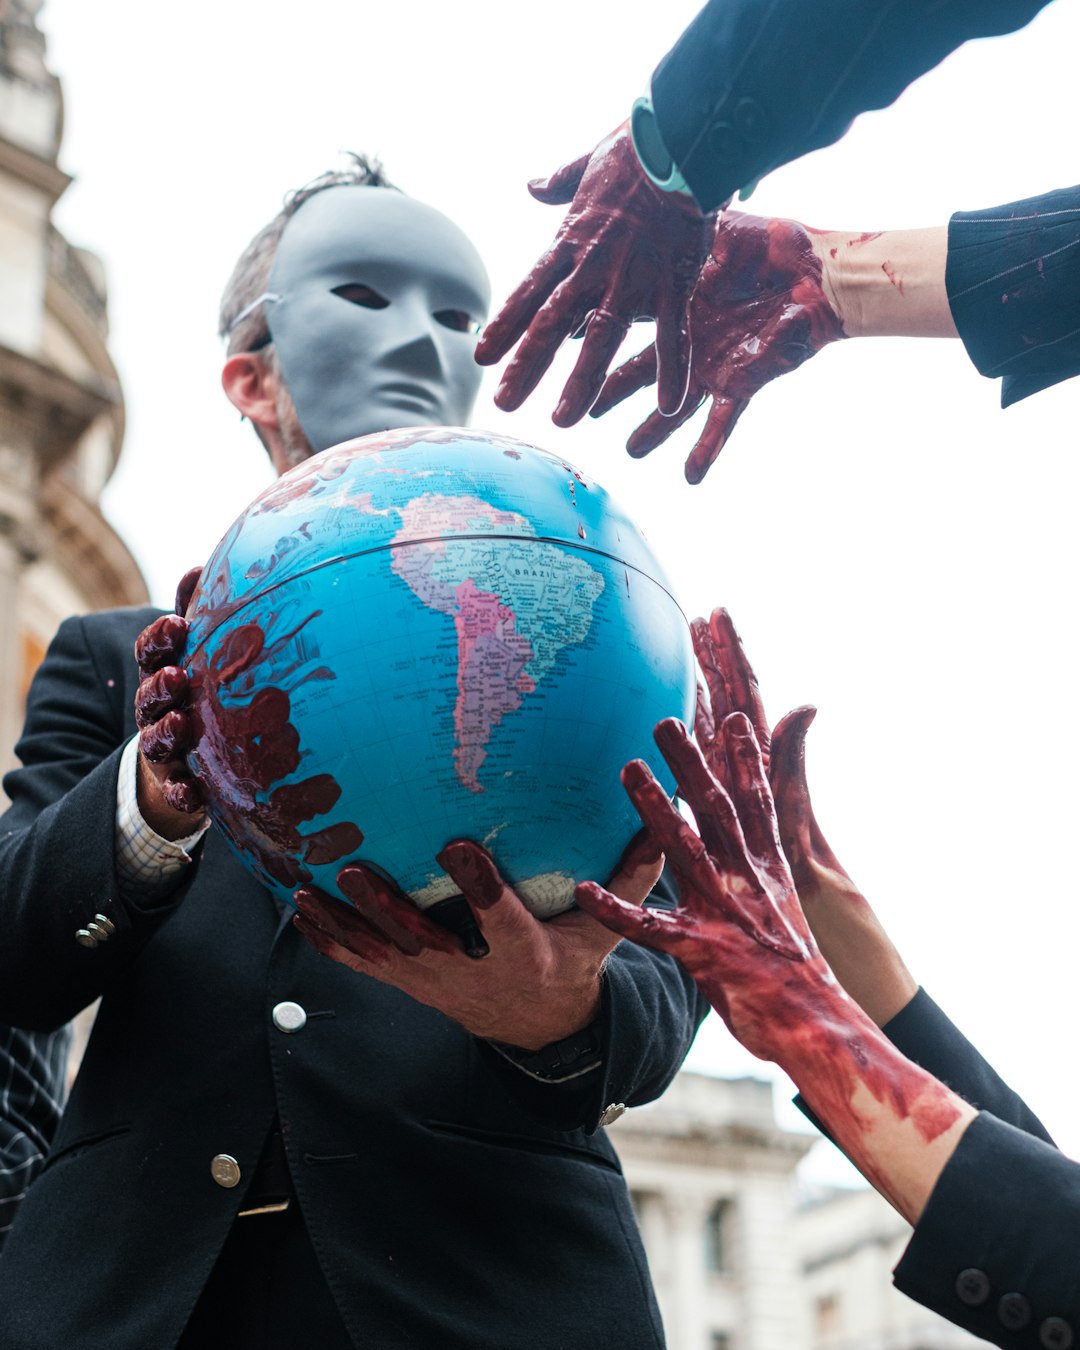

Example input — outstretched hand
[691,607,916,1025]
[475,121,715,425]
[577,713,973,1227]
[292,835,663,1050]
[133,565,205,829]
[591,212,845,483]
[575,716,827,1061]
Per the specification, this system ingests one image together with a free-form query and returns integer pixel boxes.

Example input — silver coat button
[211,1154,241,1188]
[598,1102,626,1127]
[272,1001,307,1034]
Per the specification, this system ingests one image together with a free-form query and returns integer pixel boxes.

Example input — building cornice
[39,473,148,608]
[0,127,68,201]
[0,339,118,473]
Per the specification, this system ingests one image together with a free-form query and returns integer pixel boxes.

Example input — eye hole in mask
[434,309,482,336]
[332,283,390,309]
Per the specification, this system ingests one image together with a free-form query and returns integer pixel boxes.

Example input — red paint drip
[880,260,904,294]
[187,614,363,890]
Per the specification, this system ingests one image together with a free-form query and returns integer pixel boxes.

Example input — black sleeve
[946,184,1080,406]
[0,613,187,1031]
[649,0,1054,212]
[882,988,1053,1142]
[894,1111,1080,1349]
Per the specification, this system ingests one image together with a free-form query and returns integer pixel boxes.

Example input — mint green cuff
[630,95,694,197]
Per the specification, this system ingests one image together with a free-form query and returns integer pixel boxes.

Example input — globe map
[184,428,696,918]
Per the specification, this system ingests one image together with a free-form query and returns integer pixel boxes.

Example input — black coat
[649,1,1080,407]
[648,0,1054,213]
[0,607,708,1350]
[883,990,1077,1350]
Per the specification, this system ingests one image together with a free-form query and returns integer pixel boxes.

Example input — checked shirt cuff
[114,736,209,900]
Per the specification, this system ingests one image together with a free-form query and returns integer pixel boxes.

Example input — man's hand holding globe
[292,836,663,1050]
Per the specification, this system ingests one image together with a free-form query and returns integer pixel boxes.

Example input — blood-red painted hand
[474,121,715,424]
[292,835,663,1050]
[133,565,205,833]
[692,607,916,1025]
[592,212,845,483]
[575,715,830,1061]
[576,718,973,1226]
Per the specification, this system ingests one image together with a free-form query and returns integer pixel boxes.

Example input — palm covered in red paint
[475,120,715,425]
[575,714,841,1062]
[592,212,845,483]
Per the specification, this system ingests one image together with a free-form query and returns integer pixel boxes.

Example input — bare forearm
[776,989,977,1224]
[796,870,918,1027]
[812,226,956,339]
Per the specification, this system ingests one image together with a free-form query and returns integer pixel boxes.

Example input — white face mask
[265,187,491,453]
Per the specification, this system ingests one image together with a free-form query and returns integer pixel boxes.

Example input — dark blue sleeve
[882,988,1053,1143]
[650,0,1054,212]
[947,184,1080,406]
[894,1112,1080,1348]
[477,867,711,1132]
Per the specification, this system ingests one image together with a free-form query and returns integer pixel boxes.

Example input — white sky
[40,0,1080,1186]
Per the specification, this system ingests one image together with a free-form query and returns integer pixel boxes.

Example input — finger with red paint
[688,608,916,1024]
[294,867,466,969]
[593,211,845,483]
[577,712,974,1226]
[691,607,771,787]
[577,713,814,1057]
[133,566,206,826]
[294,836,663,1051]
[475,121,715,422]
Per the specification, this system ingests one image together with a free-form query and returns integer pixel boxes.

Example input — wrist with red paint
[812,226,956,340]
[778,992,976,1224]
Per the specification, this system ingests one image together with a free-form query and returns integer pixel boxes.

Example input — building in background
[799,1184,985,1350]
[616,1072,815,1350]
[0,0,146,784]
[615,1072,988,1350]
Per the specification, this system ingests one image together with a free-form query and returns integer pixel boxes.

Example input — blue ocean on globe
[184,426,696,918]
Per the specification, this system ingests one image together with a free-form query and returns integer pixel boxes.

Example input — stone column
[661,1189,712,1350]
[733,1172,811,1350]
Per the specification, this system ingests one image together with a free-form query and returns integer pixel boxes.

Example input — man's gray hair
[218,153,398,356]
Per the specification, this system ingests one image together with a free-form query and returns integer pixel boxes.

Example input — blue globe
[184,427,696,917]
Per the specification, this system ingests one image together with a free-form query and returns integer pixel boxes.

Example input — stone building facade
[615,1072,815,1350]
[614,1071,988,1350]
[0,0,146,787]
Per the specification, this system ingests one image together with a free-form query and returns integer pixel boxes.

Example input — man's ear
[221,353,280,431]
